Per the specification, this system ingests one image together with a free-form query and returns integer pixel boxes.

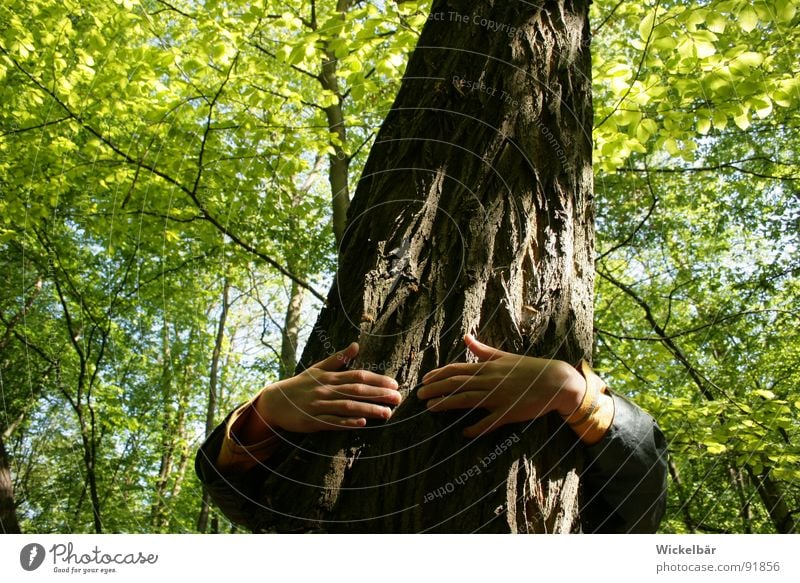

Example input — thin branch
[598,267,716,401]
[348,131,376,163]
[593,0,626,35]
[124,209,204,223]
[619,162,799,181]
[250,82,324,110]
[153,0,197,20]
[0,116,71,137]
[250,41,319,81]
[0,277,43,351]
[595,309,798,342]
[597,173,658,261]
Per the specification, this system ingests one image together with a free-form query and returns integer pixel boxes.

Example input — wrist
[234,385,280,445]
[561,360,615,445]
[216,390,282,474]
[553,362,587,417]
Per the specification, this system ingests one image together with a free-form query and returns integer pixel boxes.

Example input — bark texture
[0,435,21,533]
[255,0,595,532]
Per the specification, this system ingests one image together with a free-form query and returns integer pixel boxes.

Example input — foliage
[592,0,799,532]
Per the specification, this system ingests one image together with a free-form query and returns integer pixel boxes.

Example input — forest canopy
[0,0,798,533]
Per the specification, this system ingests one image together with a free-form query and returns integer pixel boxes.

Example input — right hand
[252,342,401,433]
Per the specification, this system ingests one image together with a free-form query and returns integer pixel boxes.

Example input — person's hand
[251,342,401,434]
[417,334,585,438]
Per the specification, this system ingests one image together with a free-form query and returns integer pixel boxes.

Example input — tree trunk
[256,0,594,532]
[0,278,43,533]
[747,466,797,533]
[729,465,752,534]
[152,324,175,530]
[197,279,230,533]
[0,434,21,533]
[321,0,353,246]
[279,278,305,379]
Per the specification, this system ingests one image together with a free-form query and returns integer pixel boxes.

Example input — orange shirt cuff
[215,394,280,474]
[566,361,616,445]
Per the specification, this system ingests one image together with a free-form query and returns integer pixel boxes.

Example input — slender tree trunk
[0,277,43,533]
[0,434,21,533]
[277,154,322,378]
[254,0,595,532]
[668,457,697,533]
[747,466,797,533]
[152,325,175,530]
[206,279,230,444]
[321,0,353,246]
[197,279,230,533]
[80,423,103,533]
[729,465,752,533]
[279,278,305,379]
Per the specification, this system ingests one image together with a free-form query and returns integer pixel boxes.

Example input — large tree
[250,0,596,533]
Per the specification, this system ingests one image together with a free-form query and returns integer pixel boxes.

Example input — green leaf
[733,110,751,130]
[739,6,758,32]
[712,109,728,130]
[775,0,797,23]
[706,13,727,34]
[639,10,656,41]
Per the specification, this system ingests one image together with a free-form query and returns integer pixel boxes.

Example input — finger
[463,411,505,438]
[314,399,393,420]
[422,362,485,385]
[464,333,509,361]
[314,415,367,430]
[325,384,402,406]
[418,376,487,399]
[312,342,359,371]
[324,369,398,390]
[426,391,487,412]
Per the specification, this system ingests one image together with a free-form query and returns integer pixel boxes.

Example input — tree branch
[598,267,716,401]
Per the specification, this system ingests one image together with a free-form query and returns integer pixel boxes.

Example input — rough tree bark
[254,0,594,532]
[0,435,21,533]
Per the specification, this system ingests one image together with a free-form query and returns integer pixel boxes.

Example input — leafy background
[0,0,797,532]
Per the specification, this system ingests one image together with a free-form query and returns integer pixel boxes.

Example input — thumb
[313,342,359,371]
[464,333,506,361]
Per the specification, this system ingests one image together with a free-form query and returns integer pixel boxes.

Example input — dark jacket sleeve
[197,394,669,533]
[580,392,668,533]
[195,409,267,531]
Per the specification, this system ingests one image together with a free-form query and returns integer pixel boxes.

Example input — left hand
[417,334,586,438]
